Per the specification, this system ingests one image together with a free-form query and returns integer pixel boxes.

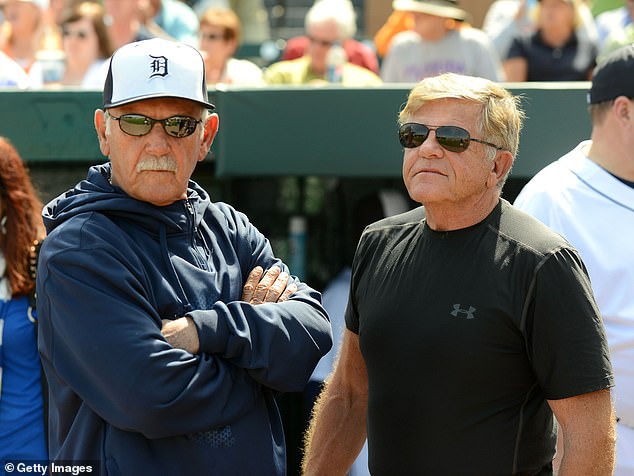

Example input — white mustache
[136,156,177,172]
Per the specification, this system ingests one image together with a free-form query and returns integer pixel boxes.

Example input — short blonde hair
[398,73,524,160]
[531,0,586,29]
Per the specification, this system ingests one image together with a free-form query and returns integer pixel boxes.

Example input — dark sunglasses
[309,36,335,48]
[108,114,202,138]
[62,28,90,39]
[398,122,503,153]
[200,32,226,42]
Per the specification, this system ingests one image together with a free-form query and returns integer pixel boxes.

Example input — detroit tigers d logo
[149,55,168,78]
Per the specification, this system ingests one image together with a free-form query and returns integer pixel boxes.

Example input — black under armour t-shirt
[346,199,613,475]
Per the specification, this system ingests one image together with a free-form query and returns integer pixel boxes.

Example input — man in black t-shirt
[303,72,616,475]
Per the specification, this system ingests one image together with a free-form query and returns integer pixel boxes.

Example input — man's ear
[94,109,110,157]
[487,150,514,189]
[198,112,219,161]
[613,96,631,123]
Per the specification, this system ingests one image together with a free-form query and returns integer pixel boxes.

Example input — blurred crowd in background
[1,0,633,89]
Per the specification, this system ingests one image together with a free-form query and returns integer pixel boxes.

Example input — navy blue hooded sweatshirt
[37,163,332,475]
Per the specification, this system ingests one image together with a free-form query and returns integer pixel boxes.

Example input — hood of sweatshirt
[43,162,208,237]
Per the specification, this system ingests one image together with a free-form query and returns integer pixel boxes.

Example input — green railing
[0,83,592,179]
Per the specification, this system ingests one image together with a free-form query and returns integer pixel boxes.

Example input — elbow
[111,401,178,439]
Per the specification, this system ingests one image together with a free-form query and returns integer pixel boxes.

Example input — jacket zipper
[185,199,197,234]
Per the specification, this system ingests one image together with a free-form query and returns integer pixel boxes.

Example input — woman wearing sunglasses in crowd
[197,7,264,86]
[0,137,47,464]
[59,1,112,87]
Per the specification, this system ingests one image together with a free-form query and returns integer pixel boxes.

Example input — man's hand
[161,317,199,354]
[242,266,297,304]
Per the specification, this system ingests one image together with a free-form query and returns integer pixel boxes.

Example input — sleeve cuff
[187,309,225,354]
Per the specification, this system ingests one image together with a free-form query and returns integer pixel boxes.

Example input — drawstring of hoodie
[159,222,193,316]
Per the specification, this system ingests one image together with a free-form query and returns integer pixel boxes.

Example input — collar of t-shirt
[608,170,634,189]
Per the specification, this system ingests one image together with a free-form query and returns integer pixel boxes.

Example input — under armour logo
[149,55,168,78]
[450,304,476,319]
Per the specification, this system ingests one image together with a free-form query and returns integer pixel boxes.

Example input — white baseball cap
[103,38,215,110]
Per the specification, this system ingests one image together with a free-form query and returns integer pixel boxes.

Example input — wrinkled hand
[161,317,199,354]
[242,266,297,304]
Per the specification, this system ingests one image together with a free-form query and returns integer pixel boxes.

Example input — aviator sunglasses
[108,114,202,138]
[398,123,504,153]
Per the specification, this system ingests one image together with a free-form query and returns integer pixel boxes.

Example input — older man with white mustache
[36,38,332,476]
[135,155,178,172]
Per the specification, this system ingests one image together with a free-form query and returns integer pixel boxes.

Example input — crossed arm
[161,265,296,353]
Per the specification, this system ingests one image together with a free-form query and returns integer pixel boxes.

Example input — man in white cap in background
[380,0,505,82]
[36,37,332,475]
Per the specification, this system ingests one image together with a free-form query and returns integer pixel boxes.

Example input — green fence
[213,82,592,178]
[1,82,591,177]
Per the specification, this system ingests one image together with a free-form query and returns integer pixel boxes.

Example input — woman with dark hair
[197,7,264,86]
[60,1,113,87]
[0,137,47,463]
